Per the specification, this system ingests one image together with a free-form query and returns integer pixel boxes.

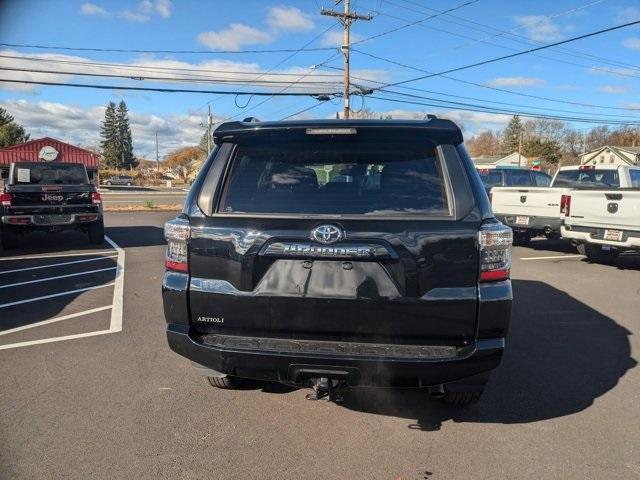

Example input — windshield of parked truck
[629,169,640,188]
[553,168,620,188]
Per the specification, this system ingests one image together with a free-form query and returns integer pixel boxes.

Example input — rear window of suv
[217,139,450,216]
[12,164,89,185]
[553,168,620,188]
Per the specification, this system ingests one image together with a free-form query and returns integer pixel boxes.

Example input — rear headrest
[266,164,318,190]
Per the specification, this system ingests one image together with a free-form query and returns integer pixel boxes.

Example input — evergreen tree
[0,107,30,148]
[100,102,119,168]
[500,115,523,154]
[116,101,137,168]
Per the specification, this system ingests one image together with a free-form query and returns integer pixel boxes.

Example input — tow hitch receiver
[305,377,345,402]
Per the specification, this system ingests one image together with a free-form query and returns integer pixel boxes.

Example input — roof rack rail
[242,117,260,123]
[426,114,437,119]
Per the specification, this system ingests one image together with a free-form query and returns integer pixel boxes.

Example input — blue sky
[1,0,639,158]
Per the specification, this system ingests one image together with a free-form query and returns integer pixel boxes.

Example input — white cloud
[198,24,273,51]
[120,10,150,22]
[622,37,640,51]
[119,1,171,23]
[80,3,109,17]
[486,77,545,88]
[154,0,172,19]
[266,6,314,32]
[598,85,630,94]
[589,66,637,78]
[1,99,215,158]
[615,6,640,24]
[513,15,565,42]
[320,30,363,47]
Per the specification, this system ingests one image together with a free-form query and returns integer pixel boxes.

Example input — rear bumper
[1,213,101,227]
[166,323,505,387]
[561,225,640,249]
[495,214,561,234]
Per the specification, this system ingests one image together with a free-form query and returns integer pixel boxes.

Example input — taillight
[478,222,512,283]
[560,195,571,216]
[91,192,102,204]
[1,193,12,207]
[164,218,190,273]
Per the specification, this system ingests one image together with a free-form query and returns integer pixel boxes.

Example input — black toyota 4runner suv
[163,119,512,405]
[1,162,104,249]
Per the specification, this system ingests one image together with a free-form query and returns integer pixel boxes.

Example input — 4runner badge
[311,225,344,244]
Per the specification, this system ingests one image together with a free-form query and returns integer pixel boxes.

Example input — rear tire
[88,220,105,245]
[0,225,19,250]
[440,388,484,406]
[207,375,243,389]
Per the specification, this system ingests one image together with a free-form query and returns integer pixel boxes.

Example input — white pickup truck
[561,178,640,261]
[491,164,640,245]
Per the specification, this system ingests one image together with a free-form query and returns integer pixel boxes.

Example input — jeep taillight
[478,222,512,282]
[164,218,190,273]
[560,194,571,216]
[91,192,102,204]
[1,193,12,207]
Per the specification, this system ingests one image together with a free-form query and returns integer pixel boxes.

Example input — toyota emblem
[311,225,344,244]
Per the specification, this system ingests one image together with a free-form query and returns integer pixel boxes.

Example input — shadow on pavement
[337,279,636,429]
[103,225,165,248]
[524,237,577,254]
[0,230,109,258]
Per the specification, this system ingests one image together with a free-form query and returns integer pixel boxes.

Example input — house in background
[472,152,529,168]
[580,146,640,166]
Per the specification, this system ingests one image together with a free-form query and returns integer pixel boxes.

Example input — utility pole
[155,132,159,171]
[321,0,372,119]
[207,105,212,154]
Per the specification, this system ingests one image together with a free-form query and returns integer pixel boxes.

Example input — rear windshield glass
[218,139,449,216]
[478,170,503,187]
[12,164,88,185]
[629,169,640,188]
[553,169,620,188]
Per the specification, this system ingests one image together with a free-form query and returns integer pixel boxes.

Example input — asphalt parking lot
[1,211,639,480]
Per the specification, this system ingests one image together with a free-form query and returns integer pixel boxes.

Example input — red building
[0,137,100,181]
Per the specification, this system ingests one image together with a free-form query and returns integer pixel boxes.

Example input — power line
[0,42,335,55]
[280,100,328,120]
[0,66,343,88]
[352,0,480,45]
[368,93,640,125]
[0,78,342,97]
[351,49,640,112]
[371,4,640,78]
[0,54,344,78]
[373,19,640,89]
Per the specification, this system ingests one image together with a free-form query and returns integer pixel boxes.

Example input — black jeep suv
[162,119,512,405]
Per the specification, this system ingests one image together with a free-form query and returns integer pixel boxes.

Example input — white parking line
[0,329,115,350]
[0,255,117,275]
[0,235,125,350]
[0,250,116,261]
[105,235,125,333]
[0,267,117,289]
[0,283,115,309]
[0,306,112,337]
[520,254,585,261]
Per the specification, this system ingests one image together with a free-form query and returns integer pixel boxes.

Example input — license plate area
[603,229,623,242]
[34,214,73,225]
[515,216,530,226]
